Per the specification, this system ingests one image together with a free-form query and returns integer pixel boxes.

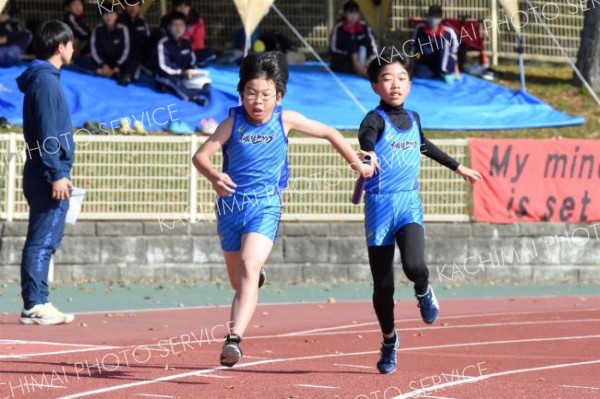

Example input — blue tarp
[0,63,585,131]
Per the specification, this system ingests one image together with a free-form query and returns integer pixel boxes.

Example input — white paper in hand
[66,187,85,225]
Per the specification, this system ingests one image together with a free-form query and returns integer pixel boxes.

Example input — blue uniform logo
[365,108,422,194]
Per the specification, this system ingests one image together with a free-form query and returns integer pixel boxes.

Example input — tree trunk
[574,1,600,89]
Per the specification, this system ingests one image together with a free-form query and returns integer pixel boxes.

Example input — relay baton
[351,155,371,205]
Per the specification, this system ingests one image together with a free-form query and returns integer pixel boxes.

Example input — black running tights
[368,223,429,335]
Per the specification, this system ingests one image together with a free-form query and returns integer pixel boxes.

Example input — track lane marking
[55,334,600,399]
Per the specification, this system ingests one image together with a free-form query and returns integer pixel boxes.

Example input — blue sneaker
[376,332,399,374]
[416,283,440,325]
[167,121,194,135]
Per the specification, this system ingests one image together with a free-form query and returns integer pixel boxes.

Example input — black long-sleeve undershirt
[358,101,459,171]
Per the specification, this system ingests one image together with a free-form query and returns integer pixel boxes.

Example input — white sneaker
[19,303,75,325]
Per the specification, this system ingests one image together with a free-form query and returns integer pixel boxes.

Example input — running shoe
[416,283,440,325]
[376,331,400,374]
[19,303,75,325]
[220,334,243,367]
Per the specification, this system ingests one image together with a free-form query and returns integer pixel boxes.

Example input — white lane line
[243,355,269,359]
[135,394,177,398]
[55,333,600,399]
[295,384,339,389]
[24,384,66,389]
[0,340,114,348]
[0,346,121,360]
[281,307,600,336]
[391,359,600,399]
[280,318,600,338]
[559,384,600,391]
[334,363,373,370]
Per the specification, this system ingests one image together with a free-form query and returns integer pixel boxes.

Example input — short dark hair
[172,0,192,7]
[237,51,289,97]
[34,20,73,60]
[428,5,443,17]
[367,47,413,83]
[167,11,187,25]
[63,0,82,7]
[343,0,360,13]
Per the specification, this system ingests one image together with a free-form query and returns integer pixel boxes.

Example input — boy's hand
[210,173,237,196]
[356,150,379,169]
[455,165,482,184]
[184,69,197,79]
[0,36,7,45]
[52,178,72,200]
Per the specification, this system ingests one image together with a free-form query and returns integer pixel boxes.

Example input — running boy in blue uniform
[192,52,373,367]
[358,47,481,374]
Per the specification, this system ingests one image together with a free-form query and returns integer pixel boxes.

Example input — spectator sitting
[118,3,150,82]
[0,1,32,67]
[329,0,377,77]
[75,9,135,86]
[411,5,461,83]
[63,0,90,56]
[172,0,216,66]
[154,12,210,106]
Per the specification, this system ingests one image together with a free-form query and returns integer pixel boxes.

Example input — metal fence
[14,0,584,63]
[0,134,470,222]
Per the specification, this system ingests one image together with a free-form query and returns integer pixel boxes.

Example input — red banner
[469,138,599,223]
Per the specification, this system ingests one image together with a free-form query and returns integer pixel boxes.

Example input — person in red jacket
[173,0,216,66]
[329,0,377,77]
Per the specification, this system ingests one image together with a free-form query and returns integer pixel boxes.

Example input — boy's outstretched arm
[192,117,237,196]
[283,110,374,178]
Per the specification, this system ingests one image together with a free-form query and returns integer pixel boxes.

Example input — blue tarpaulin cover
[0,64,585,131]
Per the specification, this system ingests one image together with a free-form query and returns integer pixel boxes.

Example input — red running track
[1,296,600,399]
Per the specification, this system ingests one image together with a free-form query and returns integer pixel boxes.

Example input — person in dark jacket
[329,0,377,77]
[0,1,33,67]
[118,3,150,82]
[154,12,210,106]
[62,0,90,56]
[410,5,460,83]
[16,20,75,325]
[76,9,133,85]
[172,0,216,66]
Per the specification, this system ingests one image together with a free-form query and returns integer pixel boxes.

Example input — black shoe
[193,96,209,107]
[118,76,131,86]
[220,334,243,367]
[258,268,266,288]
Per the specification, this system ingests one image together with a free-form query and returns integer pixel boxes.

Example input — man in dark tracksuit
[118,3,150,83]
[63,0,91,56]
[76,10,133,85]
[154,12,208,106]
[16,20,75,325]
[411,5,460,82]
[329,0,377,77]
